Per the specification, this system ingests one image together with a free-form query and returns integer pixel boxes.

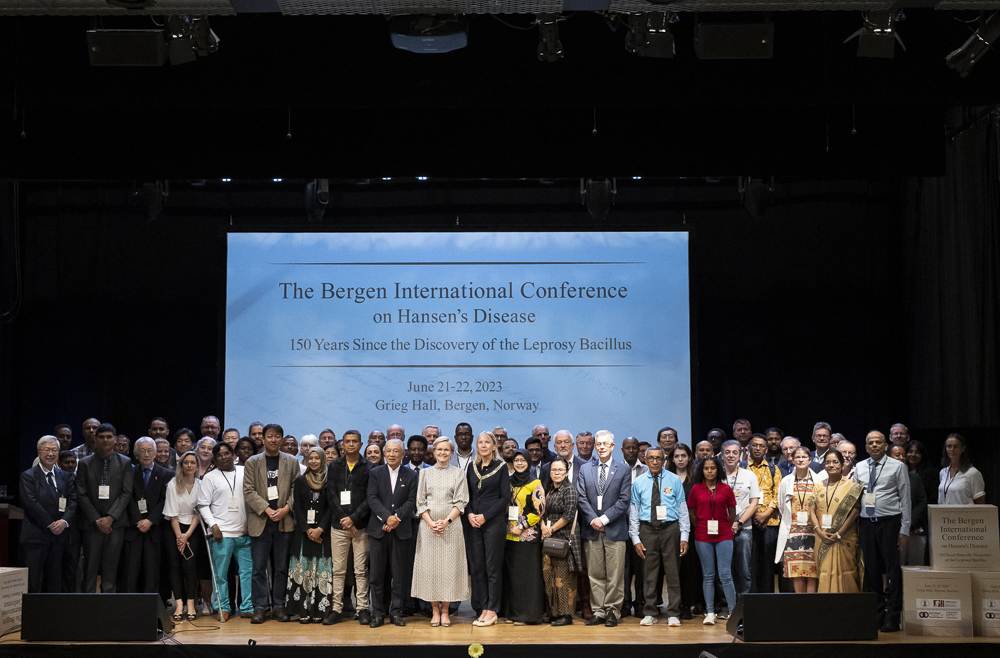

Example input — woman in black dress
[285,448,333,623]
[671,443,704,618]
[465,431,510,627]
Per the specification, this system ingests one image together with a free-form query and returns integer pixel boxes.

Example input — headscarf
[509,450,533,487]
[304,447,327,491]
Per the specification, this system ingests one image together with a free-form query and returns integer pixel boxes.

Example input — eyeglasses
[646,456,664,462]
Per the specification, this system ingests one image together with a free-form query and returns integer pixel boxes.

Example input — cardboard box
[928,505,1000,571]
[903,567,974,637]
[971,571,1000,637]
[0,567,28,638]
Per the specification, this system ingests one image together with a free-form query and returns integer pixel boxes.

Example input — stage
[2,611,998,658]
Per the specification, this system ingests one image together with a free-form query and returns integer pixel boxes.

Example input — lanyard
[866,458,887,492]
[727,470,739,490]
[943,467,960,498]
[795,473,814,509]
[824,479,842,510]
[706,483,719,521]
[222,470,236,498]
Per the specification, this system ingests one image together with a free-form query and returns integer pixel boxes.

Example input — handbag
[542,509,577,559]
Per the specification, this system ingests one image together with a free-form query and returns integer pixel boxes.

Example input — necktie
[598,463,608,496]
[651,474,661,526]
[868,458,878,492]
[143,468,151,487]
[47,471,57,492]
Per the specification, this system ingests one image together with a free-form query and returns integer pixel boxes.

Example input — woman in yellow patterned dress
[502,451,546,624]
[811,449,863,592]
[776,446,827,593]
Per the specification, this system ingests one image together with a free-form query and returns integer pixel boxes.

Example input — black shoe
[391,614,406,627]
[322,612,341,625]
[370,615,384,628]
[273,608,290,622]
[299,616,312,624]
[680,610,693,620]
[251,611,267,624]
[880,619,901,633]
[551,615,573,627]
[605,616,618,627]
[585,615,605,626]
[357,610,371,625]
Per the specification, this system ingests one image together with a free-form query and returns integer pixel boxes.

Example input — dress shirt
[746,459,780,526]
[196,466,246,537]
[853,455,911,535]
[628,469,689,544]
[388,464,400,493]
[596,457,613,526]
[724,466,761,528]
[450,450,474,471]
[627,460,648,484]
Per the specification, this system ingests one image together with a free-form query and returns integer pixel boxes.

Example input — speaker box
[21,593,172,641]
[727,592,880,641]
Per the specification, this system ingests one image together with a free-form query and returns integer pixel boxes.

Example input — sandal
[186,612,198,622]
[430,619,440,627]
[172,613,184,623]
[441,619,451,627]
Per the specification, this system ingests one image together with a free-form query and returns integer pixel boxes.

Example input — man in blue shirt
[628,447,690,627]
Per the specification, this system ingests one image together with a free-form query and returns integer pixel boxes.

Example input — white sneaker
[639,615,657,626]
[667,616,681,627]
[703,612,717,625]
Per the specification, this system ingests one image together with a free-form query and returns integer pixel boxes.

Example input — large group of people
[18,416,988,633]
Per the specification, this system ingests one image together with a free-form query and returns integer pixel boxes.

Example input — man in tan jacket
[243,422,300,624]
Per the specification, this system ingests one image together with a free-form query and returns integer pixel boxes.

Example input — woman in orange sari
[810,449,863,593]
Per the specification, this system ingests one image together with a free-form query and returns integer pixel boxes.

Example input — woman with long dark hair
[687,455,737,625]
[671,444,703,618]
[939,433,986,504]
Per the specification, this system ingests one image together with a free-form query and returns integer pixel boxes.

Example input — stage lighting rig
[946,11,1000,78]
[845,10,906,59]
[625,13,676,59]
[389,15,468,54]
[581,178,616,220]
[305,178,330,223]
[167,16,220,64]
[536,15,564,63]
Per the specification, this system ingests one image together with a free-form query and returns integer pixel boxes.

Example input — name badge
[58,497,67,512]
[267,485,279,501]
[796,511,809,525]
[863,492,877,510]
[227,496,240,512]
[821,513,833,529]
[98,485,110,500]
[340,491,351,506]
[307,509,316,525]
[508,505,519,521]
[137,498,148,514]
[655,505,667,521]
[707,519,719,535]
[596,495,604,511]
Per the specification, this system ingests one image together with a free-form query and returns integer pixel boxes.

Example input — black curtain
[902,107,1000,501]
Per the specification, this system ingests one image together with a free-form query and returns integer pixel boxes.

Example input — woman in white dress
[411,436,470,626]
[938,433,986,504]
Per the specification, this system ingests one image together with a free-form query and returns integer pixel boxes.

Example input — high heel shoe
[473,615,497,627]
[441,618,451,627]
[430,618,441,627]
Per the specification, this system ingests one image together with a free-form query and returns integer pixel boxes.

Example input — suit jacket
[243,451,300,536]
[127,463,173,528]
[19,465,77,544]
[365,464,417,540]
[327,458,371,528]
[76,452,134,529]
[576,458,632,542]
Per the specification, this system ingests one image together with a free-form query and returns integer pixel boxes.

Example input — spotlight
[625,13,676,59]
[390,15,467,54]
[946,11,1000,78]
[580,178,616,220]
[536,15,564,63]
[305,178,330,223]
[845,10,905,59]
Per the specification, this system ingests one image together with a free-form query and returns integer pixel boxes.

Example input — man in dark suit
[124,437,173,594]
[577,429,632,627]
[76,422,134,593]
[20,435,77,592]
[366,438,417,628]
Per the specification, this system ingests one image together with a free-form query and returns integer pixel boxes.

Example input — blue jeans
[695,540,737,613]
[208,535,253,613]
[732,526,752,594]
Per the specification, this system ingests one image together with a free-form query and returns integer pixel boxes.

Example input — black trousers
[860,514,903,620]
[750,524,779,593]
[23,537,65,593]
[83,527,125,593]
[62,526,82,592]
[623,536,645,615]
[368,531,415,617]
[166,522,202,601]
[125,528,163,593]
[250,524,290,612]
[465,518,505,614]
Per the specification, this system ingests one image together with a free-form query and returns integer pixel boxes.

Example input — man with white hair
[124,436,173,593]
[298,434,319,473]
[776,437,800,477]
[20,435,77,592]
[577,429,632,627]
